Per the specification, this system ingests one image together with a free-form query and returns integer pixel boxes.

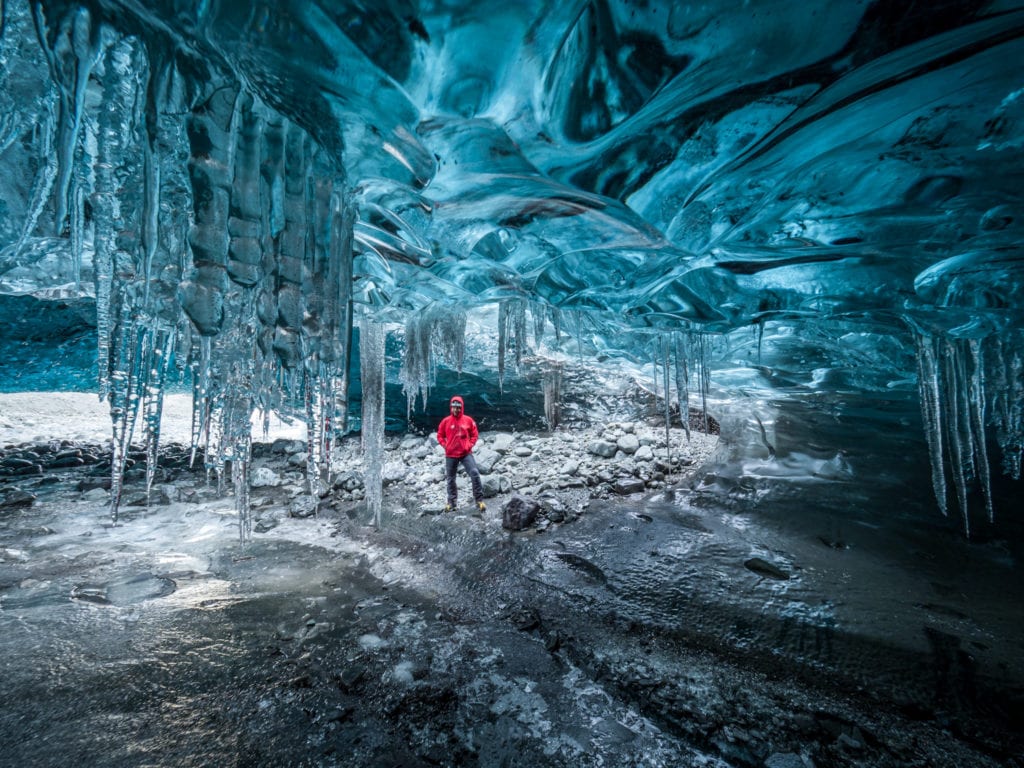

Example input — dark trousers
[445,454,483,505]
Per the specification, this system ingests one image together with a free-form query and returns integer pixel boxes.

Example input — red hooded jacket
[437,396,479,458]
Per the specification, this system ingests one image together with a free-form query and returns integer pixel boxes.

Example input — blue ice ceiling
[0,0,1022,532]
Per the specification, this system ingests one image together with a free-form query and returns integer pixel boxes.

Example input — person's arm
[468,417,479,451]
[437,418,447,448]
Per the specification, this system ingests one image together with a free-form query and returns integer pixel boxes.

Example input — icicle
[305,369,328,498]
[401,309,434,417]
[990,334,1024,480]
[434,306,466,374]
[690,331,710,435]
[940,339,973,536]
[360,317,386,529]
[543,364,562,430]
[400,303,467,416]
[142,327,175,501]
[497,299,528,394]
[967,339,994,523]
[497,301,509,394]
[575,310,584,364]
[233,451,251,542]
[329,187,356,438]
[661,335,672,468]
[13,104,58,259]
[914,332,948,517]
[674,331,691,442]
[533,302,546,347]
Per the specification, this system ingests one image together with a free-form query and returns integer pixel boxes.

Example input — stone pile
[311,420,719,527]
[1,421,718,532]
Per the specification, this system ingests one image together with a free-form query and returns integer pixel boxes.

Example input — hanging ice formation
[649,330,711,467]
[16,3,360,539]
[497,299,528,393]
[399,303,466,417]
[360,318,386,530]
[542,364,562,431]
[913,330,1024,535]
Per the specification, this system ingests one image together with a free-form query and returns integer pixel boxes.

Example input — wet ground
[1,446,1022,767]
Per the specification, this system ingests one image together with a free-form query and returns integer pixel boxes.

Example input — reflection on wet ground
[1,460,1022,767]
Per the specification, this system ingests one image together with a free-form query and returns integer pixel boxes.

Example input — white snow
[0,392,306,446]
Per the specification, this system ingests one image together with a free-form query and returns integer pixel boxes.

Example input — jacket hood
[449,396,464,410]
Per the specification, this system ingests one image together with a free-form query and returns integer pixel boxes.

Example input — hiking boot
[444,504,455,513]
[476,501,486,512]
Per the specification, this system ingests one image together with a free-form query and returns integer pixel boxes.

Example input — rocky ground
[248,419,719,531]
[1,416,1022,767]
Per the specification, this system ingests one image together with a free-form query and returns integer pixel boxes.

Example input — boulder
[587,440,617,458]
[502,494,540,531]
[617,434,640,454]
[288,496,318,518]
[481,474,511,498]
[634,445,654,462]
[491,433,515,453]
[612,477,646,495]
[382,462,408,485]
[474,447,502,474]
[0,489,36,509]
[251,467,282,487]
[399,434,423,450]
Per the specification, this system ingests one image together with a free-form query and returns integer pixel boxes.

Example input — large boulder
[491,433,515,453]
[587,440,617,458]
[502,494,540,531]
[481,474,511,498]
[616,434,640,455]
[612,477,646,495]
[474,447,502,474]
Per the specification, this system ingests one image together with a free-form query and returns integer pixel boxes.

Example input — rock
[765,753,809,768]
[382,462,407,485]
[491,433,515,453]
[251,467,282,487]
[612,477,646,495]
[0,489,36,509]
[744,557,790,580]
[82,487,109,501]
[502,494,539,531]
[411,445,431,460]
[10,464,42,477]
[288,451,308,467]
[587,440,617,458]
[334,472,363,492]
[559,459,579,476]
[1,457,36,470]
[49,455,85,468]
[634,445,654,462]
[513,446,533,457]
[288,496,318,518]
[399,435,423,450]
[254,516,280,533]
[270,438,294,455]
[481,474,510,498]
[617,434,640,454]
[474,447,502,474]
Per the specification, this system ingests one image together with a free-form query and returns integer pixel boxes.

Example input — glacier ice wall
[0,0,1022,535]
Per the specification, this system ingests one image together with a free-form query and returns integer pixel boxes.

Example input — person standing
[436,395,486,512]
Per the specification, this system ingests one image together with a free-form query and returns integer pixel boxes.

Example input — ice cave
[1,0,1022,766]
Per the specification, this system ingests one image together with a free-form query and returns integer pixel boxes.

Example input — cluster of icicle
[13,4,361,540]
[915,330,1023,535]
[10,2,719,542]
